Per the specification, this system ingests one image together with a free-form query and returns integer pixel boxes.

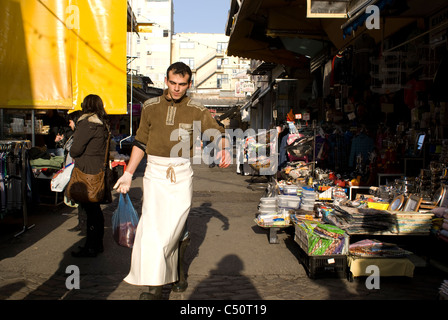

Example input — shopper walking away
[114,62,231,300]
[70,95,110,258]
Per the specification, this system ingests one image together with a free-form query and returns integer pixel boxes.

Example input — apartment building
[128,0,251,124]
[171,33,251,114]
[128,0,174,89]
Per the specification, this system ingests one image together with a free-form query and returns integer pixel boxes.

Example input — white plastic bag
[51,162,74,192]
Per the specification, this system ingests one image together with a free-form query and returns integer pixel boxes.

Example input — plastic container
[278,195,300,209]
[301,194,315,202]
[259,203,277,212]
[301,190,316,207]
[258,207,277,214]
[283,185,299,195]
[301,204,315,211]
[259,197,277,205]
[301,186,315,197]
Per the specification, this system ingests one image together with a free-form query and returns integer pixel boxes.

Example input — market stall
[0,1,129,235]
[253,145,446,279]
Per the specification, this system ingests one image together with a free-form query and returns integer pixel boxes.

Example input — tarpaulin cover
[0,0,127,114]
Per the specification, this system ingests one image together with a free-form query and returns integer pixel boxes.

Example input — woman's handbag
[65,132,111,203]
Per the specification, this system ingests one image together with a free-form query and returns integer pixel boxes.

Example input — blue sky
[173,0,231,34]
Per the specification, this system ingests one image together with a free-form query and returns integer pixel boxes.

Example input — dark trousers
[79,203,104,250]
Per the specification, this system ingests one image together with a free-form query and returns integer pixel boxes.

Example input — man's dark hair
[167,62,192,83]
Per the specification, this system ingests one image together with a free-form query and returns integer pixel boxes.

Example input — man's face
[165,70,191,101]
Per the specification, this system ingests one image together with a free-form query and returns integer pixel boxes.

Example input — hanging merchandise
[370,51,405,94]
[0,140,34,236]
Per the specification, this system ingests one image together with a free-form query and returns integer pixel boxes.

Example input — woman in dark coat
[70,94,110,258]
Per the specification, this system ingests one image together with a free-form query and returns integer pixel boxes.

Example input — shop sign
[241,81,255,93]
[234,81,245,98]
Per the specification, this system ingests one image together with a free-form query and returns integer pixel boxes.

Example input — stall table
[267,225,290,244]
[347,255,415,281]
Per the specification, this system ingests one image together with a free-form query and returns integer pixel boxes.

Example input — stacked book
[322,205,433,235]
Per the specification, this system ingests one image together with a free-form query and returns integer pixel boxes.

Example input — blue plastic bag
[112,193,139,248]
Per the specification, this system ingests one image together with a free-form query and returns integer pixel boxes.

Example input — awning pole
[120,1,135,149]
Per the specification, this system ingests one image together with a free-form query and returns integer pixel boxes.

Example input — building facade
[128,0,174,89]
[127,0,251,127]
[171,32,251,118]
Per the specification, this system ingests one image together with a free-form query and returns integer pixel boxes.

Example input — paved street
[0,160,447,304]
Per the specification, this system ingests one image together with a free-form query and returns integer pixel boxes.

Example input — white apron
[124,155,193,286]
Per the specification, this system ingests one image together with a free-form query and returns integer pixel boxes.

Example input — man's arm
[113,146,145,193]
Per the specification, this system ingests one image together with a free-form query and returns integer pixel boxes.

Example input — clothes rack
[0,140,34,236]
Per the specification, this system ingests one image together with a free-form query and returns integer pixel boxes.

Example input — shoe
[139,286,162,300]
[78,245,103,253]
[68,225,82,232]
[171,237,190,293]
[71,247,99,258]
[209,163,216,168]
[171,280,188,293]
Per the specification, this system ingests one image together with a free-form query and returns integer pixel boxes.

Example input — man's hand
[113,171,133,194]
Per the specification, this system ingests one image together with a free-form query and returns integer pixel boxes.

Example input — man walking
[114,62,230,299]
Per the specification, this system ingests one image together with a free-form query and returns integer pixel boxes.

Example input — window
[217,74,228,88]
[217,42,228,54]
[217,58,229,69]
[180,41,195,49]
[180,58,194,69]
[163,29,169,37]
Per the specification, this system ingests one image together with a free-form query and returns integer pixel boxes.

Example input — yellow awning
[0,0,127,114]
[69,0,128,114]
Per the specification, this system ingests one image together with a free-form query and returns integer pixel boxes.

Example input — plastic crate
[295,241,347,279]
[294,223,349,255]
